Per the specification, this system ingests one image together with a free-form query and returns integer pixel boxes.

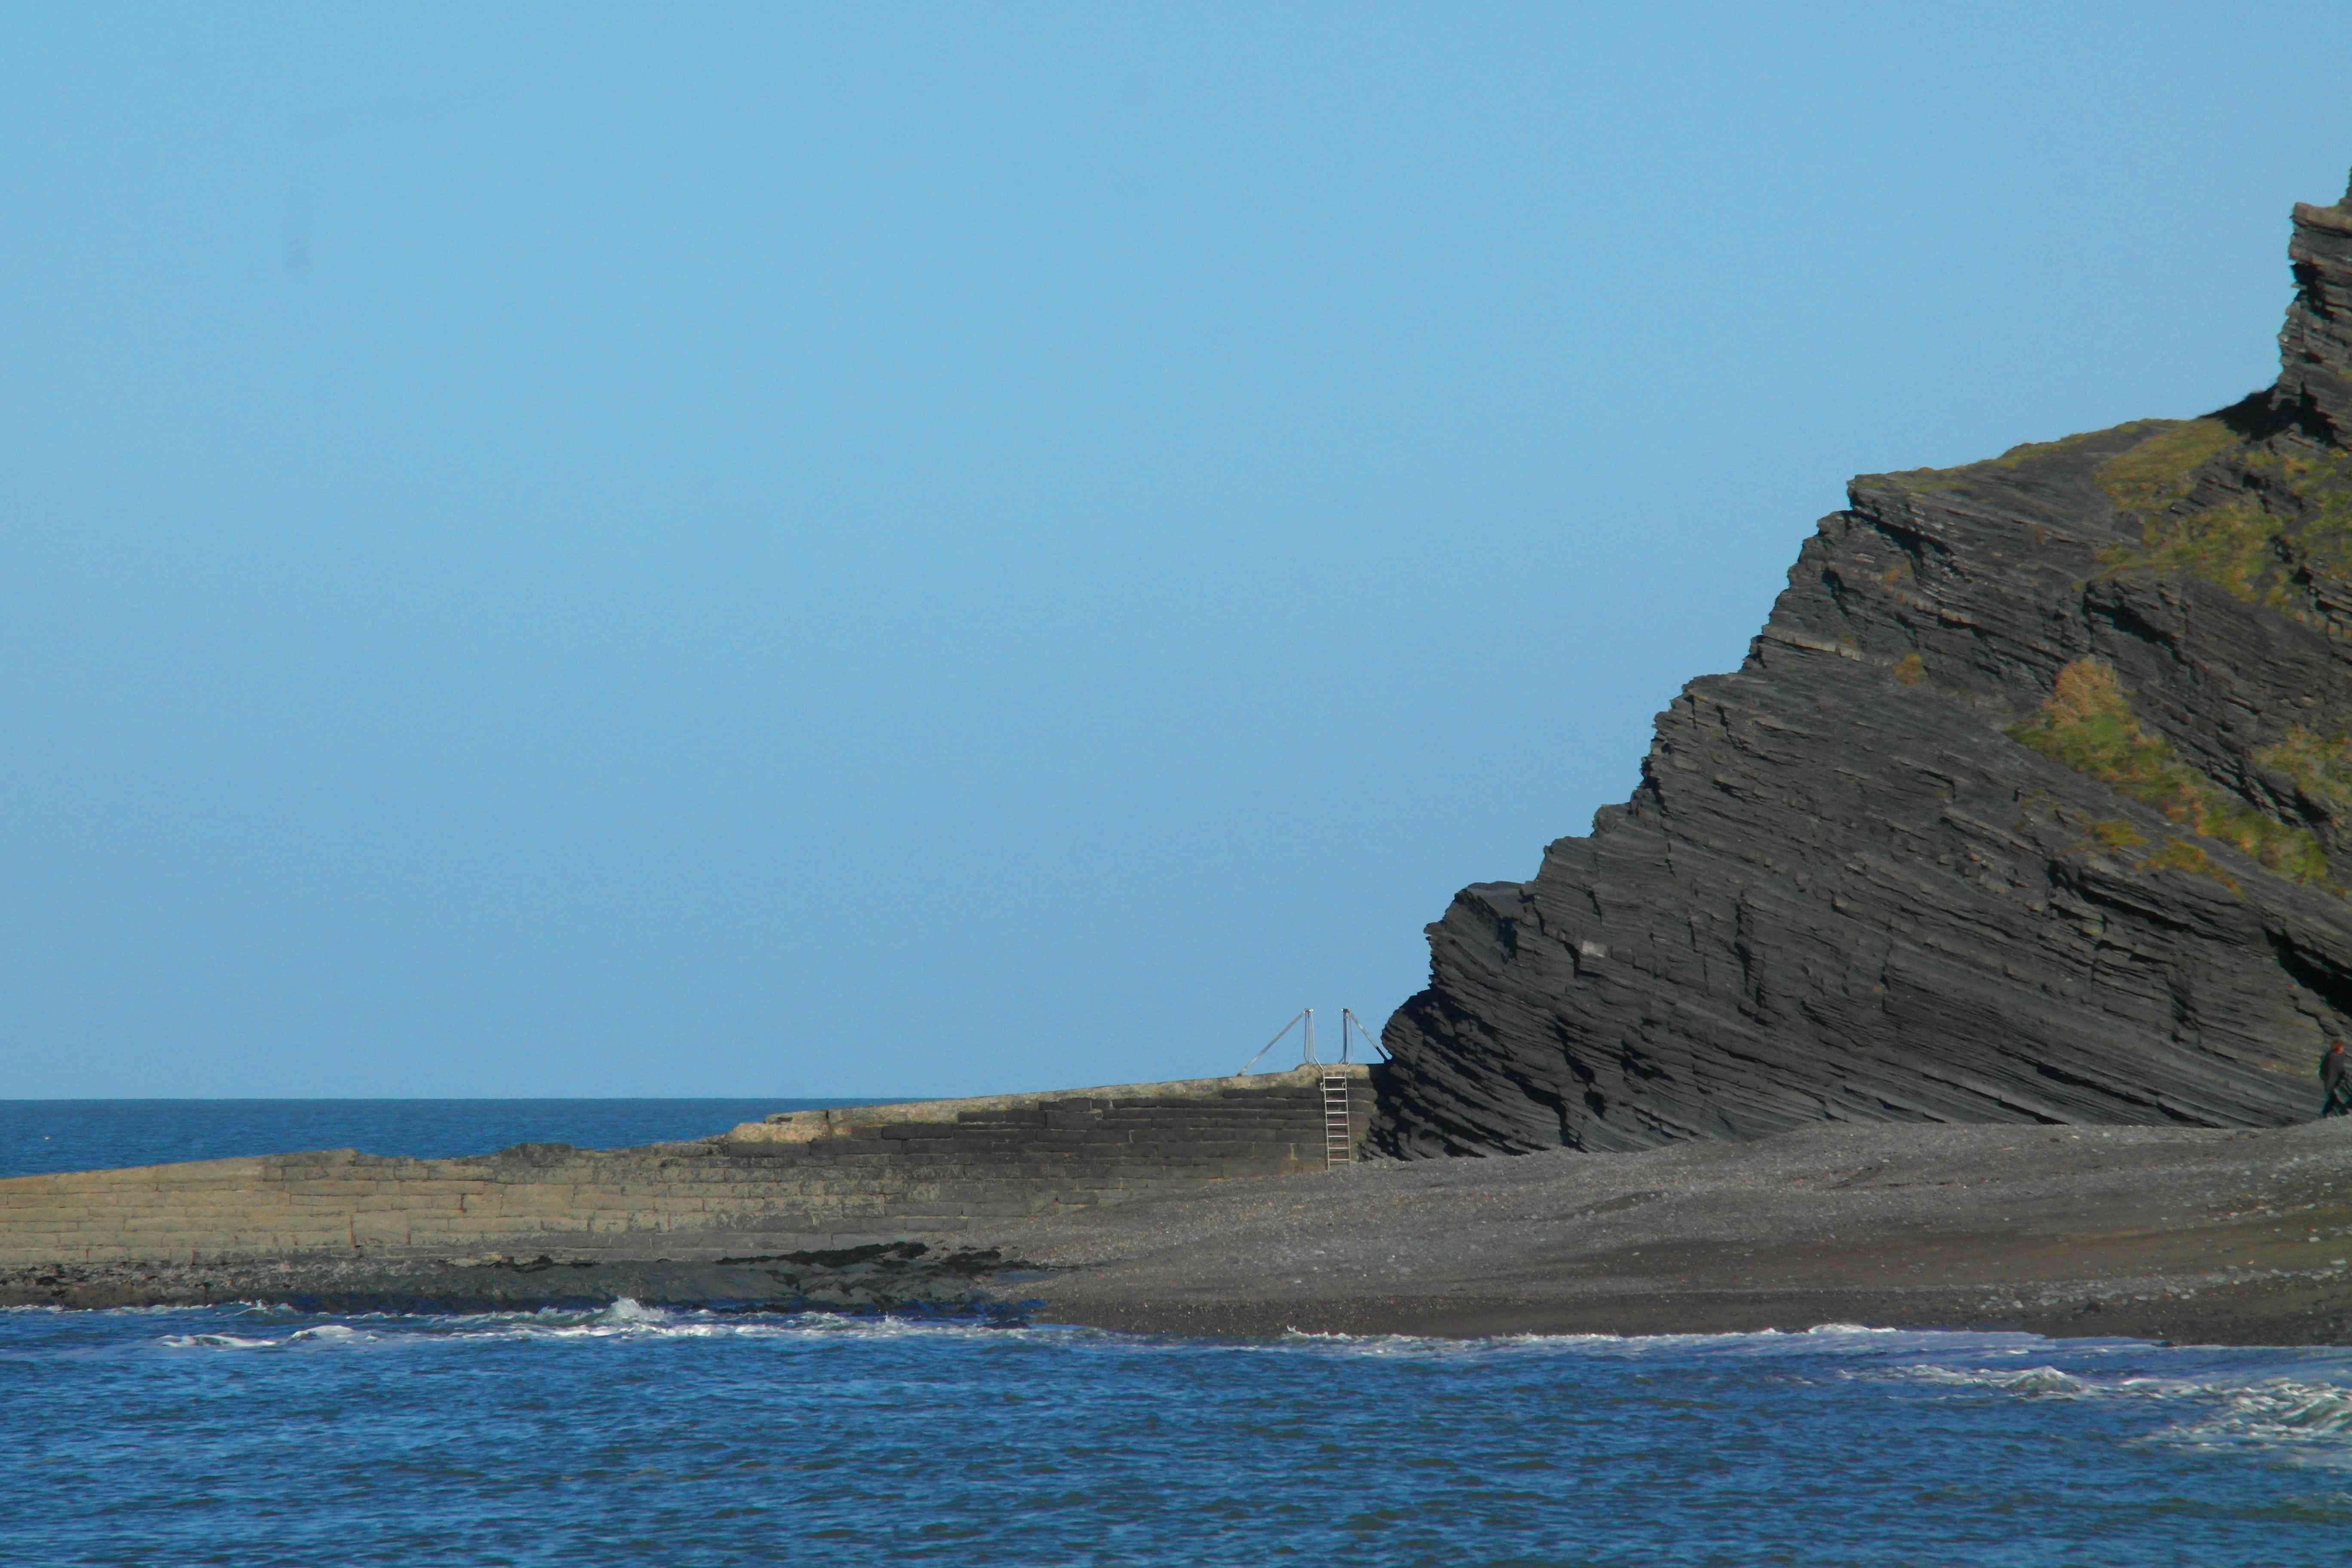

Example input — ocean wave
[1253,1324,2060,1363]
[1908,1364,2088,1396]
[287,1323,371,1344]
[2154,1380,2352,1461]
[25,1301,227,1317]
[136,1300,1068,1353]
[1886,1357,2352,1460]
[159,1322,378,1350]
[159,1332,280,1349]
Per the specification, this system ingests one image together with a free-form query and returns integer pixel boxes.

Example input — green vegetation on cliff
[2249,444,2352,591]
[2010,658,2330,888]
[2255,725,2352,812]
[2094,418,2240,509]
[2091,422,2352,622]
[1990,420,2168,471]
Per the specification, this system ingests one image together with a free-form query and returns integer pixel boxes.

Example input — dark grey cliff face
[2282,175,2352,439]
[1376,175,2352,1157]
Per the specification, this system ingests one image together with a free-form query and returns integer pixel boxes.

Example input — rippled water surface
[0,1099,872,1178]
[6,1308,2352,1566]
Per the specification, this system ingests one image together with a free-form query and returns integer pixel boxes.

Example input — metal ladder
[1321,1069,1354,1169]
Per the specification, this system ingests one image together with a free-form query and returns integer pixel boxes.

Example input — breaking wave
[1877,1348,2352,1464]
[1907,1364,2089,1396]
[2156,1379,2352,1461]
[147,1299,1057,1354]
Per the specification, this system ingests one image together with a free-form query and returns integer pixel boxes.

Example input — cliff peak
[2282,169,2352,441]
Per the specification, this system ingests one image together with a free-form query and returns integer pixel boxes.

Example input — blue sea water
[4,1311,2352,1567]
[6,1105,2352,1565]
[0,1099,873,1179]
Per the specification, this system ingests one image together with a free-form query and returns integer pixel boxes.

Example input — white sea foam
[1247,1324,2061,1368]
[288,1323,371,1344]
[1883,1353,2352,1464]
[1908,1364,2087,1396]
[160,1332,279,1349]
[600,1296,665,1324]
[362,1301,1051,1350]
[1259,1328,1550,1359]
[2153,1379,2352,1462]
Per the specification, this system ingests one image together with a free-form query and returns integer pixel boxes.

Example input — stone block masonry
[0,1065,1375,1268]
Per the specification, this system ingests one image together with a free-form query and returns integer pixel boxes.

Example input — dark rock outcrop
[1376,172,2352,1157]
[2282,175,2352,440]
[0,1242,1035,1315]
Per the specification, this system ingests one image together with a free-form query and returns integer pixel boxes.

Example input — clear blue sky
[4,5,2347,1097]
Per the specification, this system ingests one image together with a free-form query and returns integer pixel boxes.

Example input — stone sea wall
[0,1066,1373,1267]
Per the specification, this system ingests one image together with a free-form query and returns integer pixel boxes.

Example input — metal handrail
[1237,1005,1384,1075]
[1234,1008,1306,1076]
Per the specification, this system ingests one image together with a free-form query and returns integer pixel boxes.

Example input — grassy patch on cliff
[2095,418,2240,510]
[2010,658,2331,888]
[2248,444,2352,591]
[2085,817,2146,852]
[2100,499,2275,600]
[2095,422,2352,616]
[1873,419,2350,619]
[2255,725,2352,809]
[2093,420,2272,600]
[2143,836,2239,893]
[1990,420,2169,470]
[1875,419,2166,494]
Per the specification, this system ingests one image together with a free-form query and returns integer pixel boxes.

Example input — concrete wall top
[726,1062,1372,1144]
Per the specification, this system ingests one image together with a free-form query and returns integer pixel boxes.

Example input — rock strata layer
[1377,172,2352,1156]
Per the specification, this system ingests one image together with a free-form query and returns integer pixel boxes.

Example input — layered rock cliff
[1375,172,2352,1156]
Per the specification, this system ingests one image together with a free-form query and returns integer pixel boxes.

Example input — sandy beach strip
[9,1119,2352,1344]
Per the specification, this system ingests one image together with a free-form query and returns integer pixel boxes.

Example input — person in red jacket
[2323,1040,2352,1118]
